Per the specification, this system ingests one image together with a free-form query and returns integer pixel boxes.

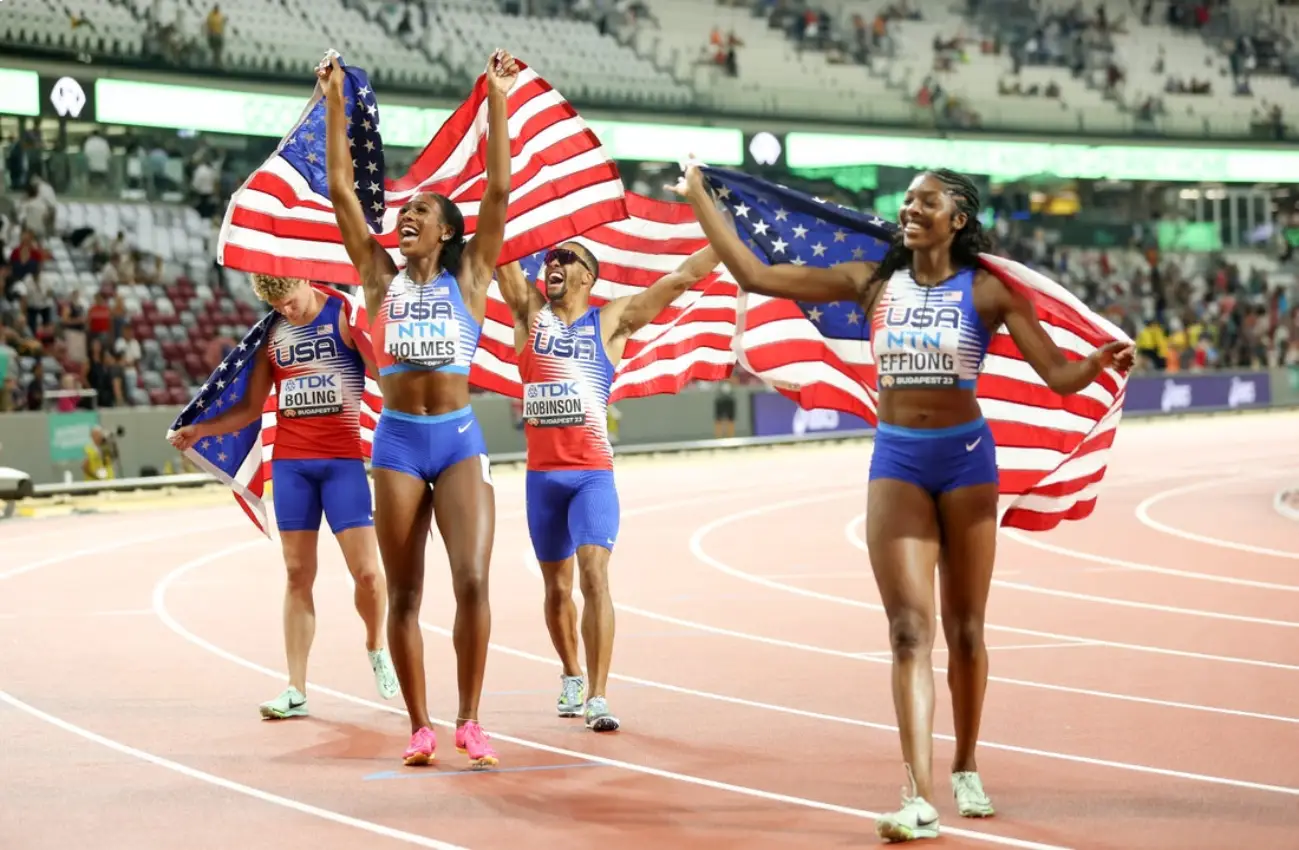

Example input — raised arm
[603,244,719,352]
[495,260,543,354]
[461,50,519,289]
[996,273,1134,395]
[671,164,870,304]
[320,56,394,303]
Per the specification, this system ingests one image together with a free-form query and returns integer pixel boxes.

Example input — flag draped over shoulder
[700,166,1132,532]
[216,55,628,284]
[167,285,380,536]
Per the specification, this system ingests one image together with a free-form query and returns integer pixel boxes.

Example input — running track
[3,412,1298,850]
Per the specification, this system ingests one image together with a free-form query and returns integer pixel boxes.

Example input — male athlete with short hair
[496,240,719,731]
[169,274,399,718]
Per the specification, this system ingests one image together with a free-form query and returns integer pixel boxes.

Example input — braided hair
[867,169,995,286]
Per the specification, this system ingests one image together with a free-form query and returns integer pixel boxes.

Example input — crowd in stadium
[2,0,1298,414]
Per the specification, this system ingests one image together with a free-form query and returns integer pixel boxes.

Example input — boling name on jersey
[523,381,586,427]
[386,300,458,366]
[280,373,343,418]
[877,304,961,388]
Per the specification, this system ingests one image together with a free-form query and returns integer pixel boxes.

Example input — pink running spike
[454,721,499,767]
[403,726,437,766]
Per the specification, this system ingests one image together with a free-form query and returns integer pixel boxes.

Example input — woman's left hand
[1091,340,1135,374]
[486,49,520,94]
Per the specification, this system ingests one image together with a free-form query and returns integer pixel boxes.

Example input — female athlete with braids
[672,165,1132,842]
[320,50,518,767]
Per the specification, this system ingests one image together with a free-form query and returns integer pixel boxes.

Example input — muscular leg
[278,530,320,695]
[431,455,495,727]
[372,467,434,733]
[574,544,615,701]
[335,525,386,651]
[866,478,942,802]
[539,556,583,678]
[935,484,999,783]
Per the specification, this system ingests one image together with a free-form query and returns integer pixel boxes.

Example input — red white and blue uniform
[368,268,489,484]
[519,304,620,562]
[867,266,999,495]
[267,295,373,533]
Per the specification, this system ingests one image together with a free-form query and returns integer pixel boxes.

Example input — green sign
[92,78,744,165]
[785,132,1299,184]
[47,410,99,464]
[0,68,40,117]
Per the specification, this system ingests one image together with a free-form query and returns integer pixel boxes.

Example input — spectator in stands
[191,155,220,219]
[60,291,89,364]
[82,128,111,191]
[114,325,142,371]
[205,4,226,66]
[25,361,45,411]
[86,293,113,343]
[5,134,27,191]
[9,231,45,287]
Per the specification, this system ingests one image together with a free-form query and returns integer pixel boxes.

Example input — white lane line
[0,522,250,580]
[1135,473,1299,560]
[152,545,1073,850]
[844,514,1299,628]
[429,586,1299,797]
[1002,528,1299,593]
[698,491,1299,670]
[0,688,470,850]
[610,602,1299,725]
[522,544,1299,725]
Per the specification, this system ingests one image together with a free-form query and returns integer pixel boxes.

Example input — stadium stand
[2,0,1298,417]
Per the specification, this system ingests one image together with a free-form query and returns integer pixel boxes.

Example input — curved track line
[844,514,1299,628]
[519,546,1299,724]
[415,613,1299,798]
[0,688,470,850]
[152,550,1072,850]
[0,521,248,580]
[690,493,1299,671]
[1136,474,1299,560]
[1002,527,1299,593]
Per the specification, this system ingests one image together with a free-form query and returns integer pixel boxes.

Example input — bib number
[385,322,458,368]
[523,381,586,427]
[280,373,343,418]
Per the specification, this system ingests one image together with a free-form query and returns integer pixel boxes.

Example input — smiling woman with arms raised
[672,164,1132,842]
[320,49,518,768]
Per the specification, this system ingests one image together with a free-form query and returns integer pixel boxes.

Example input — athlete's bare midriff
[379,369,473,417]
[877,388,984,430]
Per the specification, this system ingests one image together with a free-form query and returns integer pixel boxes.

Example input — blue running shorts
[868,417,998,496]
[525,469,620,563]
[370,405,490,485]
[271,457,374,533]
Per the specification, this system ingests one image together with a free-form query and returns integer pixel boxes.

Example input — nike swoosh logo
[965,437,982,451]
[458,422,472,433]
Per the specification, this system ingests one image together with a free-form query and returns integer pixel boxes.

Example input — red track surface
[4,412,1299,850]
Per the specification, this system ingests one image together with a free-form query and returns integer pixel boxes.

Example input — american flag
[216,55,628,285]
[168,285,379,536]
[478,191,741,400]
[702,166,1133,532]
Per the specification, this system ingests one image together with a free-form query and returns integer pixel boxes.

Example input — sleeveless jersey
[267,296,366,460]
[372,268,481,376]
[518,305,616,471]
[870,267,992,391]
